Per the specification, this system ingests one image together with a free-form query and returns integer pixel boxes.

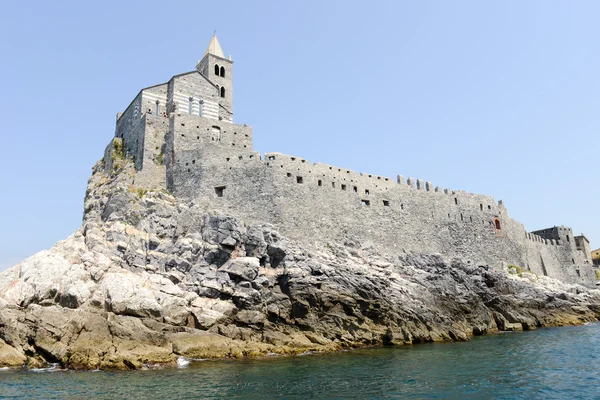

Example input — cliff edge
[0,159,599,370]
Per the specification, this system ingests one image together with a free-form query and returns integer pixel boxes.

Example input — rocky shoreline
[1,161,599,370]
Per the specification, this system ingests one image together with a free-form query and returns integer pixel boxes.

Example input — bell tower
[197,34,233,122]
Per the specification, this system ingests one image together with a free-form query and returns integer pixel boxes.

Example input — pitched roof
[204,34,225,58]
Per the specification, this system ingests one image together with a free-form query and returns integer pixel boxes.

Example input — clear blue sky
[1,1,599,271]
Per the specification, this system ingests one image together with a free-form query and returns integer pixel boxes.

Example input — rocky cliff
[1,160,599,370]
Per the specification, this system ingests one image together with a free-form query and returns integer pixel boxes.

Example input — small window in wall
[211,126,221,141]
[268,155,276,161]
[297,176,303,183]
[220,66,225,77]
[488,205,491,210]
[220,87,226,98]
[341,184,347,191]
[214,64,220,75]
[480,204,483,211]
[383,200,390,206]
[365,189,370,195]
[494,218,502,230]
[353,186,358,193]
[318,180,322,186]
[215,186,226,197]
[460,213,464,221]
[454,198,458,205]
[566,235,570,243]
[361,199,370,206]
[287,172,292,177]
[332,182,335,188]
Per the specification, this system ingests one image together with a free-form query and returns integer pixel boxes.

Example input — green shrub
[594,270,600,280]
[113,138,124,158]
[508,264,523,275]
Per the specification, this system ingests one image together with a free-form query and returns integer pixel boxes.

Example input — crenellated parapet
[108,34,596,286]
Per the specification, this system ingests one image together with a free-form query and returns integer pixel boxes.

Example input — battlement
[109,34,596,286]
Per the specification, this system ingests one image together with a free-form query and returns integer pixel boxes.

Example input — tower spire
[204,33,225,58]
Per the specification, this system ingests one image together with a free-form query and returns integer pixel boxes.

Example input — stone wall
[111,63,596,286]
[156,115,597,285]
[141,84,168,116]
[134,115,168,189]
[115,92,144,169]
[168,72,221,121]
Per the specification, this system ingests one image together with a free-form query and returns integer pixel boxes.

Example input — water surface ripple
[2,324,599,399]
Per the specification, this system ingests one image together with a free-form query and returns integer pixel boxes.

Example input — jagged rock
[218,257,260,281]
[0,160,599,370]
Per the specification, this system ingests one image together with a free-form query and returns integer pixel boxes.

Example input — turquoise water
[2,323,600,399]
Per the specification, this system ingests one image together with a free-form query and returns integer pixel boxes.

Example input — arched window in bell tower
[220,66,225,78]
[220,87,226,98]
[214,64,220,76]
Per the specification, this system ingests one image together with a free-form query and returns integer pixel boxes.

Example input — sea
[2,323,600,399]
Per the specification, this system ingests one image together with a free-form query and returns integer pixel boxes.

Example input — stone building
[592,248,600,267]
[105,35,596,285]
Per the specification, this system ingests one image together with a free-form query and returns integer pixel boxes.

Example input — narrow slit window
[297,176,303,184]
[353,186,358,193]
[188,97,193,115]
[318,180,322,186]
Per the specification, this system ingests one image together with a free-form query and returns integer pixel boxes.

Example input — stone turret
[196,34,234,121]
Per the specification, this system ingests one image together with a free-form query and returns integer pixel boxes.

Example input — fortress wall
[170,115,252,152]
[134,115,168,189]
[169,146,274,230]
[162,139,596,284]
[115,92,145,169]
[170,146,519,264]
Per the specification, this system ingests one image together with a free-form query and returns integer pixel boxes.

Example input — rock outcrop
[1,161,599,370]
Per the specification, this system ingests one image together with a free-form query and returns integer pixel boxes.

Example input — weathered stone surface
[218,257,260,281]
[0,160,598,371]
